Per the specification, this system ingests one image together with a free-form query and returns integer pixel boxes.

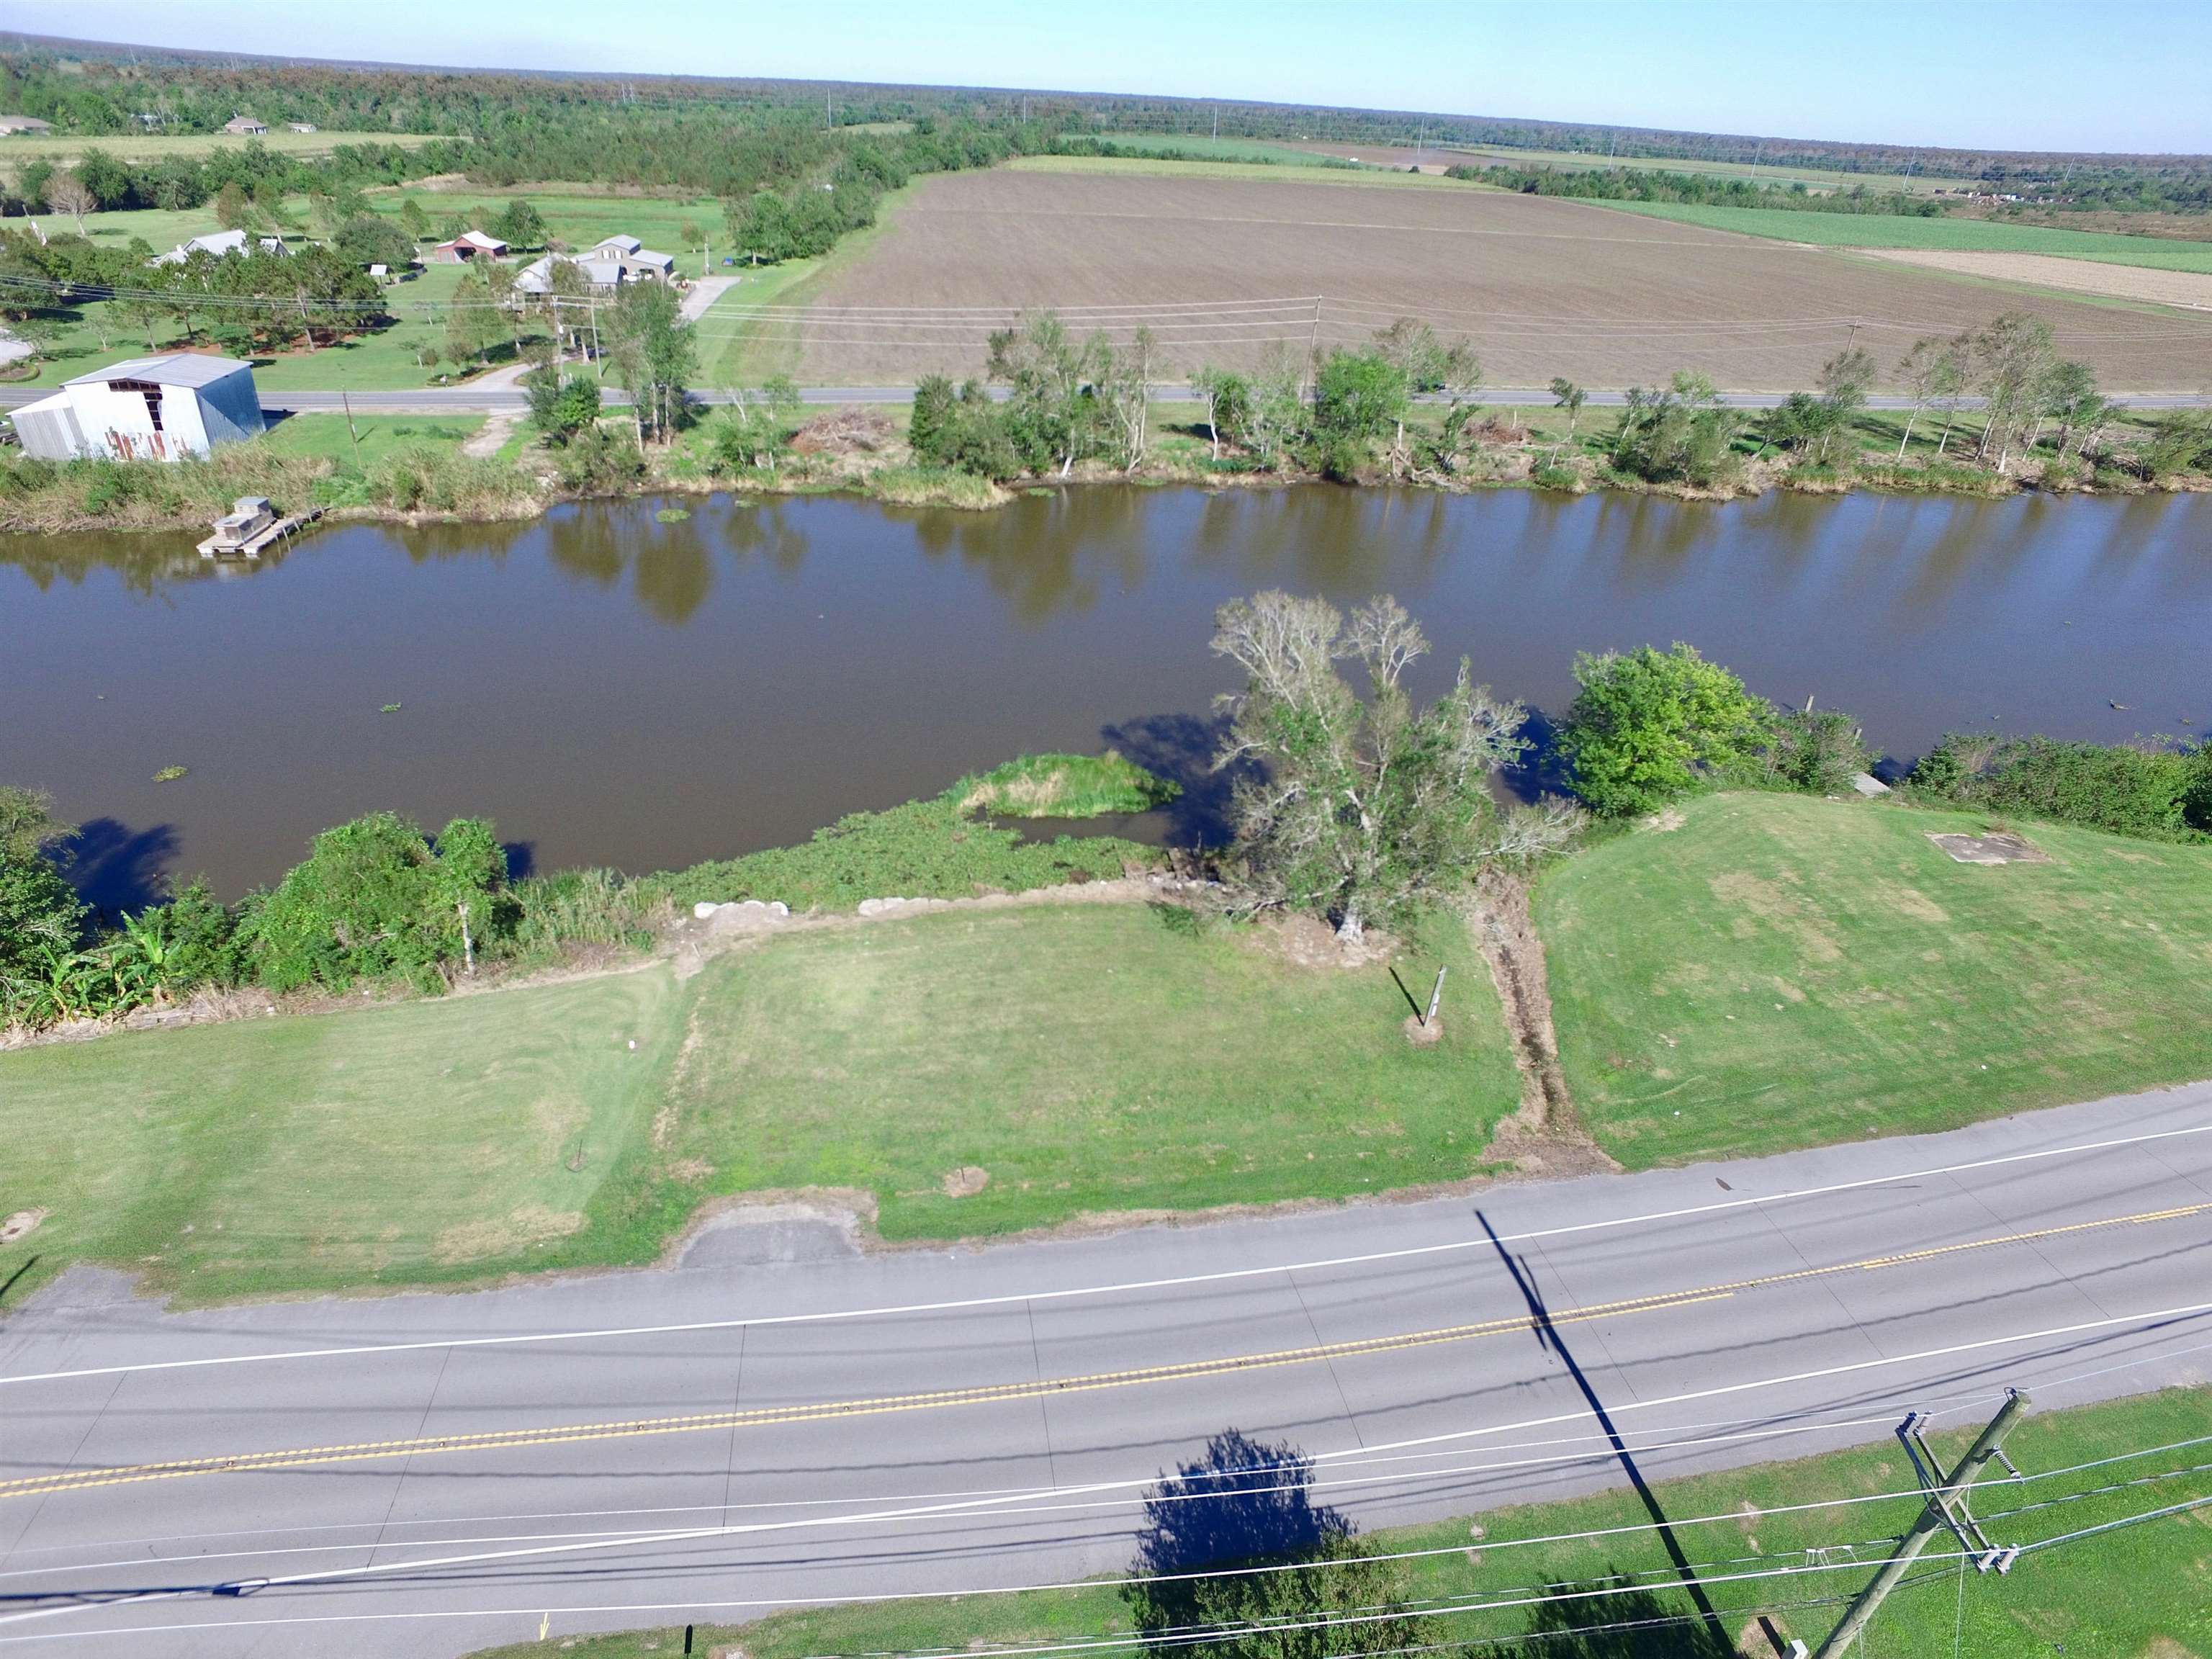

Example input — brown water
[4,486,2208,905]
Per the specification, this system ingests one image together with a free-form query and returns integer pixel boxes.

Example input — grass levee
[1539,791,2212,1168]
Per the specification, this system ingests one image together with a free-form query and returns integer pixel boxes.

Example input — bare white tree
[1211,590,1582,940]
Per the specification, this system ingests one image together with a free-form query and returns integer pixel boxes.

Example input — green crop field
[1007,153,1488,190]
[1539,791,2212,1169]
[466,1382,2212,1659]
[1429,142,1970,196]
[1591,199,2212,271]
[1081,132,1367,166]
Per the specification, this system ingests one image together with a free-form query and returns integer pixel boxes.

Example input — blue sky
[3,0,2206,154]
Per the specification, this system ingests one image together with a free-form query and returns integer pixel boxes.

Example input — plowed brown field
[757,168,2212,390]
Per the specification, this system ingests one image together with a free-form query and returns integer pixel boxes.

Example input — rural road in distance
[4,385,2211,416]
[3,1082,2211,1656]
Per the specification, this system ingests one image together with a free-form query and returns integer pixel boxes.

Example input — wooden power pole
[1812,1390,2030,1657]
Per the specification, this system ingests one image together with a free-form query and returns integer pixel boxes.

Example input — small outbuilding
[426,230,508,264]
[8,353,264,462]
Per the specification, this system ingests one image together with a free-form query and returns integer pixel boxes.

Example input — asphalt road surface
[3,1082,2210,1655]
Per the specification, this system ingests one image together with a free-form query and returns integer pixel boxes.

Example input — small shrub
[644,789,1152,912]
[1757,708,1873,796]
[1909,734,2208,842]
[241,811,517,992]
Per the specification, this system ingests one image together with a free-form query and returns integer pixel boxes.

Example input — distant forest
[0,33,2207,216]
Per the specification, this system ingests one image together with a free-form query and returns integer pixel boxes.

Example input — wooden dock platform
[198,506,324,559]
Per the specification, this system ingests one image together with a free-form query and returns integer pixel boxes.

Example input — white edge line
[4,1296,2208,1635]
[2,1118,2206,1389]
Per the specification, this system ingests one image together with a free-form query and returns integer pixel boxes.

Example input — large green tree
[1212,591,1581,941]
[605,279,696,444]
[1560,643,1773,817]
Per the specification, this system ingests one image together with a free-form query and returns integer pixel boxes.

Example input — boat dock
[197,503,324,559]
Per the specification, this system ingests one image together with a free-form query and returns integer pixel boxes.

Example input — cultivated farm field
[778,168,2212,390]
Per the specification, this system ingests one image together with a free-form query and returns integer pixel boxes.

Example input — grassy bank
[647,903,1511,1242]
[0,966,687,1303]
[464,1382,2212,1659]
[0,899,1511,1303]
[1592,199,2212,271]
[1539,791,2212,1169]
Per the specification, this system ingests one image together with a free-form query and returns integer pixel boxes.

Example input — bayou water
[4,485,2206,902]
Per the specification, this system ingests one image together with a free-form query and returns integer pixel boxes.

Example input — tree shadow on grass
[1512,1577,1740,1658]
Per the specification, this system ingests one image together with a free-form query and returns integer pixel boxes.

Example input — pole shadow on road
[1475,1211,1735,1653]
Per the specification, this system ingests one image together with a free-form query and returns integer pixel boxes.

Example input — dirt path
[1466,870,1618,1178]
[461,409,522,457]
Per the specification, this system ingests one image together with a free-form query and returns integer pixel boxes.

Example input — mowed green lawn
[1592,199,2212,271]
[0,968,685,1304]
[468,1382,2212,1659]
[649,903,1515,1241]
[1539,792,2212,1168]
[0,904,1515,1303]
[258,410,483,464]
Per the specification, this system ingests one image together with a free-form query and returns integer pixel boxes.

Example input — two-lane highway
[2,1081,2209,1654]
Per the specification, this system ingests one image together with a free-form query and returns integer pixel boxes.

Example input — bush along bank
[12,305,2212,534]
[0,758,1168,1043]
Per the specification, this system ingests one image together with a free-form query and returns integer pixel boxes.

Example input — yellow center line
[6,1200,2202,1503]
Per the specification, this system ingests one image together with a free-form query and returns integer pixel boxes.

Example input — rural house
[8,353,264,462]
[150,228,292,264]
[0,115,54,134]
[513,235,677,295]
[426,229,509,263]
[222,114,268,135]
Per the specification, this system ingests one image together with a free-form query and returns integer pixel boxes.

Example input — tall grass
[0,439,541,531]
[956,752,1178,818]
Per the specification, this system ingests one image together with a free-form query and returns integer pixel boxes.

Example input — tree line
[6,41,2206,217]
[1444,161,1943,217]
[887,305,2208,493]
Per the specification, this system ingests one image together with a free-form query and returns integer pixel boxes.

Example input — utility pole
[1812,1390,2029,1658]
[340,390,361,472]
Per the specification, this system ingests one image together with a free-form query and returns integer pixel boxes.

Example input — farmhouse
[513,235,678,295]
[223,114,268,135]
[0,115,54,135]
[427,229,509,263]
[150,228,292,265]
[8,353,264,462]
